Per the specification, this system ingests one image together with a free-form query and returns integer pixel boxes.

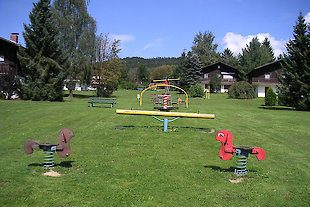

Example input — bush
[0,91,5,100]
[97,81,118,97]
[265,87,277,106]
[209,76,221,93]
[228,81,256,99]
[188,84,204,97]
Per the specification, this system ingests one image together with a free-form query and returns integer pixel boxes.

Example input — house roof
[201,62,239,74]
[247,60,283,77]
[0,36,20,48]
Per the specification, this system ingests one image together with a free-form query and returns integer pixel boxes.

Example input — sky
[0,0,310,58]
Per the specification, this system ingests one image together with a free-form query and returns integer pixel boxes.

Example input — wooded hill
[122,57,181,70]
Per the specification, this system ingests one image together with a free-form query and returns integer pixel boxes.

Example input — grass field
[1,89,310,206]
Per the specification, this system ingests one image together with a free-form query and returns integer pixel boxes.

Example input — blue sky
[1,0,309,58]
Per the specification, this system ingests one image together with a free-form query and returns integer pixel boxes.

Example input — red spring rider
[216,130,266,174]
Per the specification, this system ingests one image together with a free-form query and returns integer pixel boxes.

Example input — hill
[122,57,181,70]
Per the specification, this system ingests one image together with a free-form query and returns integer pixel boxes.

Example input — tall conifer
[186,53,203,86]
[221,48,239,68]
[279,13,310,110]
[18,0,67,101]
[238,37,275,80]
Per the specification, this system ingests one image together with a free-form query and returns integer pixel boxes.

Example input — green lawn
[0,90,310,206]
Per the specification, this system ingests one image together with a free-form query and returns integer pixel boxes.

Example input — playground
[1,89,310,206]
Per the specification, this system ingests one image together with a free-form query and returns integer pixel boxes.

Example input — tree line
[1,0,309,110]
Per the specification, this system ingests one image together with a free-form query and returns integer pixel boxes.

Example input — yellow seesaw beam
[116,109,215,119]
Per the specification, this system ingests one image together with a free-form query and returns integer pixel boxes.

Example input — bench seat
[88,97,117,108]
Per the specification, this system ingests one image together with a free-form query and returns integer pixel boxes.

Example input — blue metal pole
[151,116,180,132]
[164,118,168,132]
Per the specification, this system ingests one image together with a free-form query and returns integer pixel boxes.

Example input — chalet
[247,60,284,97]
[201,62,239,93]
[0,33,20,76]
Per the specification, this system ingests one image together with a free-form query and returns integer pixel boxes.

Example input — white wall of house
[221,85,226,93]
[256,85,277,97]
[63,82,90,91]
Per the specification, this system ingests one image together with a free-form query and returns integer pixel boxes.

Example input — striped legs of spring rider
[43,146,56,168]
[235,149,248,175]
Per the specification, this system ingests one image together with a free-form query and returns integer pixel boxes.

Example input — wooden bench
[88,97,117,108]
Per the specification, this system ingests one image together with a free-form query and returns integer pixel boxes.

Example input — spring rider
[216,130,266,174]
[24,128,74,168]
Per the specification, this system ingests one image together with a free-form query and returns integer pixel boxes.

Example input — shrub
[228,81,256,99]
[209,76,221,93]
[188,84,204,97]
[265,87,277,106]
[97,81,118,97]
[0,91,5,100]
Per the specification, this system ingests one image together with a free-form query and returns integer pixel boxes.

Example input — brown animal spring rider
[24,128,75,168]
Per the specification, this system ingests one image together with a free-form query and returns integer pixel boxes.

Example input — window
[265,74,270,79]
[204,74,208,79]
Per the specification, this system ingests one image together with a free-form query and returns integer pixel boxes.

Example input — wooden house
[0,33,20,76]
[247,60,284,97]
[201,62,239,93]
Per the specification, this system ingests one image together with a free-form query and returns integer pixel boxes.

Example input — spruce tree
[238,37,275,80]
[18,0,67,101]
[186,53,203,86]
[221,48,239,68]
[175,51,189,89]
[279,13,310,110]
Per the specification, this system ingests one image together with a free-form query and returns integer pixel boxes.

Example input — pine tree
[174,51,189,89]
[221,48,239,68]
[238,37,275,80]
[279,13,310,110]
[18,0,67,101]
[262,37,275,60]
[186,53,203,86]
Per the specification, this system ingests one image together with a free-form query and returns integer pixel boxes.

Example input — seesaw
[116,109,215,132]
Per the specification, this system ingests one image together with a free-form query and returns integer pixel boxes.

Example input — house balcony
[251,77,279,85]
[201,78,238,84]
[0,63,17,75]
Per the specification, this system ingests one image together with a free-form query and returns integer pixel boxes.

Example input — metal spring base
[43,146,56,168]
[235,149,248,174]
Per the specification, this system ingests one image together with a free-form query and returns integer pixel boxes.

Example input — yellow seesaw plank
[116,109,215,119]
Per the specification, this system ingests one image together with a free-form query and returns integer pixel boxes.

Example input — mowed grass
[0,89,310,207]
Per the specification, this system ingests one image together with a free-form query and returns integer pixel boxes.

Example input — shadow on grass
[28,161,75,168]
[204,165,257,173]
[258,106,297,111]
[64,94,95,99]
[204,165,235,172]
[116,125,216,133]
